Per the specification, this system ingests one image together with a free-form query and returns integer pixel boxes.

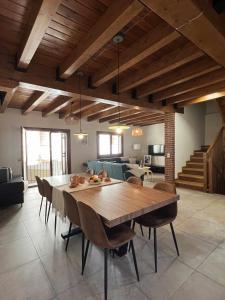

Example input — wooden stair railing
[206,126,225,194]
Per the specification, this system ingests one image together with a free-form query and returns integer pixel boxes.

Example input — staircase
[217,98,225,124]
[175,146,209,191]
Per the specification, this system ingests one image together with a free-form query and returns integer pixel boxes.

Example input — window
[97,131,123,158]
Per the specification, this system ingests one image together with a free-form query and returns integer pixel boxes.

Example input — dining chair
[42,179,55,228]
[63,191,83,252]
[127,177,144,236]
[133,182,179,273]
[77,201,139,300]
[35,176,45,216]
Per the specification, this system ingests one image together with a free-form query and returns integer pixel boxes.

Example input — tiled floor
[1,177,225,300]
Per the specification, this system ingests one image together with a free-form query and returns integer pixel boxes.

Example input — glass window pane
[112,135,122,155]
[99,134,110,155]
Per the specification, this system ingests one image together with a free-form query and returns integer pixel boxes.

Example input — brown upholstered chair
[63,191,82,251]
[42,179,54,226]
[127,177,144,236]
[133,182,179,273]
[35,176,45,216]
[77,201,139,300]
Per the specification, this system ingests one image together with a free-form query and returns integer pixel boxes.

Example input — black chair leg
[54,214,57,234]
[82,233,85,270]
[130,240,140,281]
[47,201,51,222]
[39,196,43,216]
[65,222,72,251]
[132,221,135,231]
[82,240,90,275]
[45,199,48,224]
[140,224,144,236]
[104,248,108,300]
[170,223,180,256]
[153,228,157,273]
[148,227,151,240]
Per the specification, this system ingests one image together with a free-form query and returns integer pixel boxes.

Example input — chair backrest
[153,182,177,218]
[35,176,44,196]
[77,201,110,249]
[63,191,81,227]
[42,179,53,202]
[127,176,143,186]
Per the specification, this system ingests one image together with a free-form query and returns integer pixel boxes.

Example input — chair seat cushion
[135,211,175,228]
[106,224,135,249]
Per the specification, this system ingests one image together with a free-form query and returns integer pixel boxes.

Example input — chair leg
[104,248,108,300]
[128,221,136,252]
[170,223,180,256]
[45,199,48,224]
[54,213,57,234]
[130,240,140,281]
[39,196,43,216]
[148,227,151,240]
[65,222,72,251]
[82,233,85,271]
[153,228,157,273]
[82,240,90,275]
[140,224,144,237]
[47,201,51,223]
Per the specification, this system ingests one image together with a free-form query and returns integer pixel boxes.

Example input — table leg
[61,227,82,239]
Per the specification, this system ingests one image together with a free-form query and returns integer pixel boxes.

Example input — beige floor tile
[198,247,225,287]
[171,271,225,300]
[138,260,193,300]
[0,259,55,300]
[0,221,28,245]
[158,230,216,269]
[0,237,38,274]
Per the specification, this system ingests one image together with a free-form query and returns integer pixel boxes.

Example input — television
[148,144,164,156]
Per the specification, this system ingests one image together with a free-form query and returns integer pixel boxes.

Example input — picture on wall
[144,155,151,165]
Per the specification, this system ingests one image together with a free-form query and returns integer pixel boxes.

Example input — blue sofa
[87,160,143,181]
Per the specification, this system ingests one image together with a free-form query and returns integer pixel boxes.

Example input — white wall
[0,108,145,175]
[175,104,205,175]
[205,102,222,145]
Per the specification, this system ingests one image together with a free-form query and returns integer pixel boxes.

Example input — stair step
[175,179,204,191]
[194,151,204,157]
[201,145,210,152]
[182,167,204,175]
[186,161,204,168]
[190,155,204,162]
[178,173,204,183]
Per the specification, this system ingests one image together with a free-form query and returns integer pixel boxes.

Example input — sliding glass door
[22,128,70,185]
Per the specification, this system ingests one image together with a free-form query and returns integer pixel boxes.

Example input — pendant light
[108,33,129,134]
[73,72,88,139]
[132,127,143,137]
[65,101,79,125]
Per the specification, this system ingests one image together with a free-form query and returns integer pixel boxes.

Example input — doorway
[22,127,71,185]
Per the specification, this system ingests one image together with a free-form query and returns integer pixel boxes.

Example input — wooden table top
[72,182,179,228]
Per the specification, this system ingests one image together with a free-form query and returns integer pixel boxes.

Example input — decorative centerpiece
[89,175,102,185]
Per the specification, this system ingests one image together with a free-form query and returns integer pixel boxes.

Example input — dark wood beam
[99,108,139,123]
[59,100,94,119]
[79,103,110,118]
[87,106,126,122]
[59,0,143,79]
[137,56,219,98]
[141,0,225,68]
[125,115,164,125]
[42,96,75,117]
[22,90,51,114]
[91,23,179,87]
[17,0,61,69]
[0,85,18,113]
[152,68,225,102]
[177,92,225,108]
[109,112,162,123]
[119,43,203,92]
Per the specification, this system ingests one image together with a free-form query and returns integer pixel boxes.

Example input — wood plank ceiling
[0,0,225,127]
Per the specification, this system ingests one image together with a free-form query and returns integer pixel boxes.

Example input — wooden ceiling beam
[59,0,143,79]
[167,80,225,105]
[87,106,126,122]
[99,108,139,123]
[22,90,51,114]
[140,0,225,68]
[59,100,94,119]
[119,43,203,92]
[137,56,219,98]
[17,0,61,69]
[108,112,143,123]
[108,112,161,123]
[153,68,225,102]
[125,115,164,125]
[177,92,225,108]
[42,96,76,117]
[0,85,18,113]
[91,23,179,87]
[78,103,110,118]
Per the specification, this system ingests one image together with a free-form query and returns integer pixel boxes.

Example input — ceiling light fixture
[108,33,130,134]
[132,127,143,137]
[73,72,88,139]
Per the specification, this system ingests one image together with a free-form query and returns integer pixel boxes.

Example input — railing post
[203,153,208,192]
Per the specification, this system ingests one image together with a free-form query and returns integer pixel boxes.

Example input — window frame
[97,131,124,158]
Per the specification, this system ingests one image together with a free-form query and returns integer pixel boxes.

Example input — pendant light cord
[79,74,82,133]
[117,43,120,124]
